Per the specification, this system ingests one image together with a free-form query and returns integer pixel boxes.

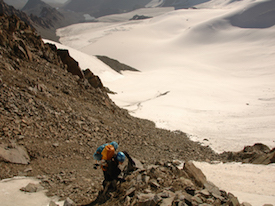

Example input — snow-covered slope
[44,1,275,205]
[57,0,275,153]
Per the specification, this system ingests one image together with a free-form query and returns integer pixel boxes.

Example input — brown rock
[83,69,103,88]
[0,144,30,164]
[227,193,240,206]
[183,161,207,187]
[57,49,84,79]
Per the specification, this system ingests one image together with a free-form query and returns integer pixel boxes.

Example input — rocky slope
[0,13,274,206]
[0,13,225,205]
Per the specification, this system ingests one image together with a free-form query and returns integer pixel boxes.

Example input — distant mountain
[0,0,35,27]
[1,0,61,40]
[3,0,67,9]
[159,0,211,9]
[3,0,28,9]
[21,0,85,40]
[63,0,152,18]
[0,0,67,41]
[22,0,64,27]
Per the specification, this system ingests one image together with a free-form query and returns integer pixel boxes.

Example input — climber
[93,141,137,194]
[93,142,126,190]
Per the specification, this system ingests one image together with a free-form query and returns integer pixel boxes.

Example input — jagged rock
[159,191,175,206]
[57,49,84,79]
[63,197,75,206]
[228,193,240,206]
[0,144,30,164]
[222,143,275,165]
[125,187,136,197]
[192,194,203,204]
[132,157,144,171]
[137,193,162,206]
[204,181,221,196]
[83,69,103,89]
[199,189,210,197]
[183,161,207,187]
[149,179,160,188]
[124,195,131,206]
[172,191,193,206]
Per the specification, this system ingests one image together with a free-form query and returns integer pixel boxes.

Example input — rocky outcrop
[82,160,250,206]
[183,161,206,187]
[0,14,62,66]
[83,69,103,89]
[221,143,275,165]
[130,14,152,20]
[96,55,139,74]
[56,49,85,79]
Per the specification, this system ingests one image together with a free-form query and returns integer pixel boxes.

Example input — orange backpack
[101,144,115,161]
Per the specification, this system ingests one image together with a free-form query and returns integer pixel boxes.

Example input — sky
[1,0,275,206]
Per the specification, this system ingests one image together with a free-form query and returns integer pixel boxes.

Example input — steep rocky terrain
[0,13,225,205]
[1,13,274,206]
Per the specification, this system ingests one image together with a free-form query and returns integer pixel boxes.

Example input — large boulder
[183,161,207,187]
[0,144,30,164]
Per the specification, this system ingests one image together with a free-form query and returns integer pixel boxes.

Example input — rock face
[83,69,103,89]
[57,49,85,79]
[221,143,275,165]
[0,14,62,66]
